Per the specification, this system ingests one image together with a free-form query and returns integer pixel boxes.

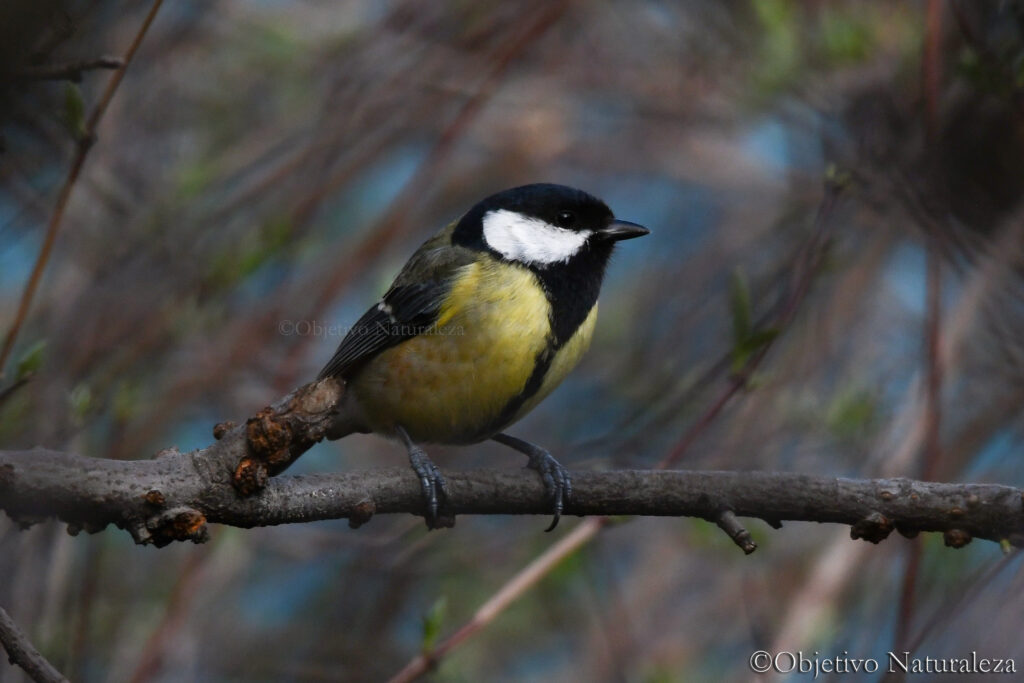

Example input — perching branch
[1,377,1022,550]
[4,456,1021,547]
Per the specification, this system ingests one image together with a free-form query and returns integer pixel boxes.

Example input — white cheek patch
[481,209,591,265]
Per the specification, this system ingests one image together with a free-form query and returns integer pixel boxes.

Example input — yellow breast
[349,258,597,443]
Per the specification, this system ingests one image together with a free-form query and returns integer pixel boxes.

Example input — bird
[317,183,648,530]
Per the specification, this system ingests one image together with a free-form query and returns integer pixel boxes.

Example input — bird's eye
[555,211,576,228]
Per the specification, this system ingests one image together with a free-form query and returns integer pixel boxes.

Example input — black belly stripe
[483,243,612,437]
[486,299,596,436]
[479,345,554,438]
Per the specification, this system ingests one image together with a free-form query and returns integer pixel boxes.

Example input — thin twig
[897,230,945,656]
[0,0,164,378]
[661,176,843,469]
[921,0,945,476]
[906,550,1018,653]
[0,606,69,683]
[388,518,607,683]
[923,242,943,471]
[0,376,30,409]
[127,551,208,683]
[896,0,945,657]
[715,509,756,554]
[4,57,124,82]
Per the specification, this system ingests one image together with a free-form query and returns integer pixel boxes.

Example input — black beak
[598,219,649,241]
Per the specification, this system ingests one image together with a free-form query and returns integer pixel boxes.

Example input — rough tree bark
[1,378,1022,551]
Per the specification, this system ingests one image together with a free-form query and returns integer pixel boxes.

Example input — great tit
[318,183,648,530]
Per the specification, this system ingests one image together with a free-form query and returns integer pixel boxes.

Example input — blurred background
[3,1,1024,681]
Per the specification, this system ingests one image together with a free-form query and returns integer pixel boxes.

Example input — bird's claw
[527,449,573,532]
[409,448,449,528]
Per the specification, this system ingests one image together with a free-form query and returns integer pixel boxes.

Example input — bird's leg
[396,426,449,529]
[492,433,572,532]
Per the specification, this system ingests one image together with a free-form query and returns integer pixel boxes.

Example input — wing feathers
[317,282,446,379]
[316,222,476,380]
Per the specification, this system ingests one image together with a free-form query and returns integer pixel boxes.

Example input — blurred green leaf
[753,0,794,33]
[208,249,242,289]
[921,530,974,581]
[263,214,293,251]
[743,371,770,391]
[730,270,778,372]
[15,339,46,380]
[956,44,1024,98]
[752,0,800,96]
[729,268,752,346]
[642,667,681,683]
[745,328,780,350]
[69,383,93,427]
[820,10,872,65]
[237,245,266,279]
[206,216,294,289]
[603,515,635,526]
[421,596,447,655]
[177,161,216,199]
[112,380,141,422]
[731,349,750,374]
[63,82,87,140]
[253,23,302,65]
[547,537,590,585]
[824,162,852,189]
[688,517,722,548]
[826,388,878,440]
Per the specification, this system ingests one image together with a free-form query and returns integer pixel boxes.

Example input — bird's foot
[408,447,450,529]
[525,448,573,532]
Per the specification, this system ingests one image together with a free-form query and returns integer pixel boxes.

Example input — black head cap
[452,183,647,252]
